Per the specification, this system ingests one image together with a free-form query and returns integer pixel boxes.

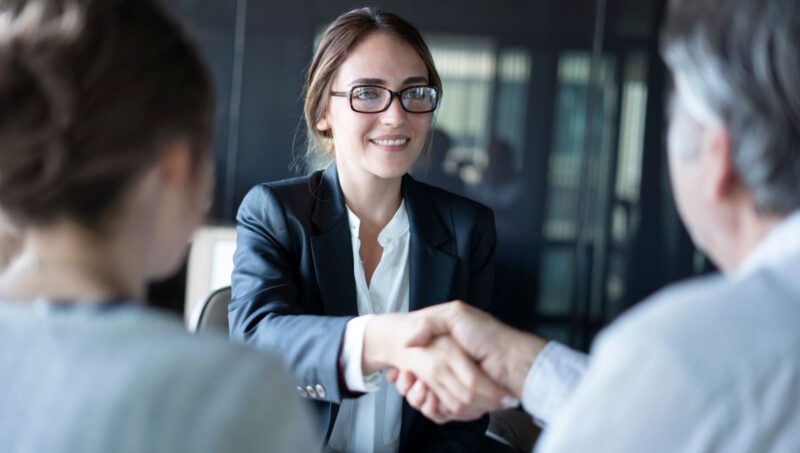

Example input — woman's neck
[337,165,403,232]
[0,222,145,303]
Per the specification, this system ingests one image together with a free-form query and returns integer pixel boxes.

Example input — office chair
[188,286,231,333]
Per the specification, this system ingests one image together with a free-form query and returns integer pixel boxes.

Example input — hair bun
[0,1,79,222]
[0,0,213,227]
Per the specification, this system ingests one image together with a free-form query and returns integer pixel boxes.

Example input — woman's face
[317,32,433,182]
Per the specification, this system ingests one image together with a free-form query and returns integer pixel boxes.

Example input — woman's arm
[229,184,352,403]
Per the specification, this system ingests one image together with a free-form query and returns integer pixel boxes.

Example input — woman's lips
[370,138,410,146]
[369,137,410,151]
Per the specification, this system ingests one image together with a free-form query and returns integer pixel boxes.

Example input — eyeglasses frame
[330,84,439,114]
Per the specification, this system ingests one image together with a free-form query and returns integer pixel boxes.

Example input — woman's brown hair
[0,0,214,228]
[301,7,441,170]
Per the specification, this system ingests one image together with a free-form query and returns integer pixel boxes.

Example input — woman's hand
[363,313,514,422]
[390,370,450,424]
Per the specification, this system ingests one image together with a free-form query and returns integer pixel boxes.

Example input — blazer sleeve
[229,184,352,403]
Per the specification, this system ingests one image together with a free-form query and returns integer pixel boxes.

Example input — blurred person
[0,214,21,273]
[388,0,800,450]
[466,138,524,210]
[411,128,465,196]
[229,7,514,452]
[0,0,311,452]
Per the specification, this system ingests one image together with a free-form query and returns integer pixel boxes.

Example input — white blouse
[328,200,410,453]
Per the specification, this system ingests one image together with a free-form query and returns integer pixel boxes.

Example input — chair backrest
[188,286,231,333]
[486,409,540,452]
[183,225,236,326]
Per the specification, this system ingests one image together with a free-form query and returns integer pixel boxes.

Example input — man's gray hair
[661,0,800,215]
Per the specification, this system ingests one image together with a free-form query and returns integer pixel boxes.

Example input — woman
[0,0,309,451]
[230,7,512,452]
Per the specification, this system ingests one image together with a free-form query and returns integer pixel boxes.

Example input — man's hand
[388,301,548,423]
[361,312,515,422]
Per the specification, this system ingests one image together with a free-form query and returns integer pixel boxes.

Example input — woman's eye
[353,88,382,101]
[404,88,427,100]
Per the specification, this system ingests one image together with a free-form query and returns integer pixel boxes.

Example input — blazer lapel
[309,164,358,317]
[403,175,458,311]
[401,175,459,449]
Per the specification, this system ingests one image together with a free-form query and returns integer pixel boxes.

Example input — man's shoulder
[606,273,728,338]
[611,266,800,338]
[582,265,800,451]
[596,268,800,384]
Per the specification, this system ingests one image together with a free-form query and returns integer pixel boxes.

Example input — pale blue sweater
[0,300,313,453]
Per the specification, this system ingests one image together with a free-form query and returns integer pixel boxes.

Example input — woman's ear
[158,139,193,188]
[316,116,331,132]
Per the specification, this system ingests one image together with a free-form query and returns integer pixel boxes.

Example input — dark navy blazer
[230,164,497,452]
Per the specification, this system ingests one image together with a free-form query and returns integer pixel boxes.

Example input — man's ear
[157,139,193,188]
[704,126,738,201]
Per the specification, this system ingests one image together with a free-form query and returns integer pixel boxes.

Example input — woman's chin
[370,165,413,180]
[368,156,419,179]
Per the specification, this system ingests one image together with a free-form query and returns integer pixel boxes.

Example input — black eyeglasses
[330,85,439,114]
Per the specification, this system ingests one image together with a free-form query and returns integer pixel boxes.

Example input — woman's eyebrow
[348,76,429,87]
[349,78,385,86]
[402,76,429,85]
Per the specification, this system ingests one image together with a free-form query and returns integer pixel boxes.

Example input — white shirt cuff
[340,315,381,393]
[521,341,589,426]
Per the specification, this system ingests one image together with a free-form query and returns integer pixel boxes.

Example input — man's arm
[393,302,588,426]
[520,341,588,426]
[535,328,712,452]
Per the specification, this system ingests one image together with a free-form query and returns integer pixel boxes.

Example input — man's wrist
[504,331,547,397]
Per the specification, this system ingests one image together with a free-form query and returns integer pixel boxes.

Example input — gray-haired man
[392,0,800,450]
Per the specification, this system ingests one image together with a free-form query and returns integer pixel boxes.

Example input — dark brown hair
[0,0,214,227]
[301,7,441,170]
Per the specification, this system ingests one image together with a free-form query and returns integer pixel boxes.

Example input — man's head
[661,0,800,271]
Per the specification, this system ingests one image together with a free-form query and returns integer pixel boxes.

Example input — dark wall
[167,0,661,223]
[153,0,696,350]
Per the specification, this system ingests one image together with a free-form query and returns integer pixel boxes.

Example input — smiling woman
[229,7,511,453]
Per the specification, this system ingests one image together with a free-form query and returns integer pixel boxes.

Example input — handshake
[362,302,547,424]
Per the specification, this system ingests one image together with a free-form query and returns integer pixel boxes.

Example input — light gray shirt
[524,212,800,452]
[0,300,313,453]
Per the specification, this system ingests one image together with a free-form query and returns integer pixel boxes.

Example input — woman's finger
[395,369,417,396]
[385,367,400,383]
[406,379,428,409]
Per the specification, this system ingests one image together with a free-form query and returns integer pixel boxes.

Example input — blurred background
[154,0,712,351]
